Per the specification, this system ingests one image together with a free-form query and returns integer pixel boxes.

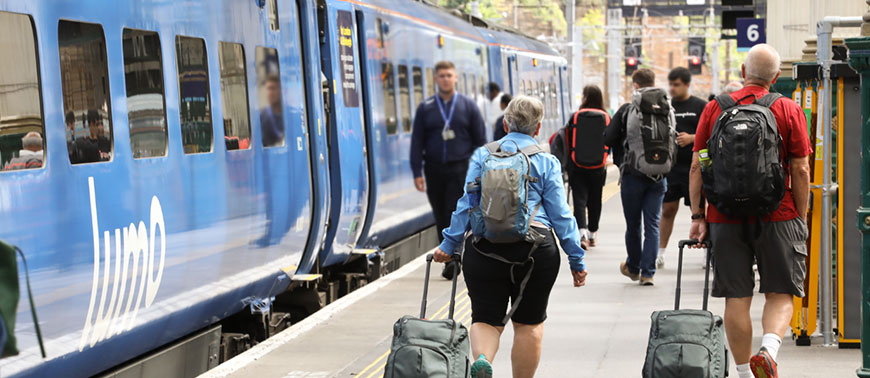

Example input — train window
[518,81,524,95]
[425,67,434,98]
[381,61,397,135]
[218,42,252,150]
[59,20,113,164]
[461,73,468,94]
[176,36,213,154]
[0,12,45,172]
[398,64,411,132]
[122,29,168,159]
[412,66,424,111]
[267,0,279,31]
[256,47,284,147]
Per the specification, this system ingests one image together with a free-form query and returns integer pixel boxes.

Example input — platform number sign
[737,18,765,49]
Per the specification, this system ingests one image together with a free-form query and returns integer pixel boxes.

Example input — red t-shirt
[693,85,812,223]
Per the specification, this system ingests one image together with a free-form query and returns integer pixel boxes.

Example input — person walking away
[605,68,677,286]
[689,44,811,378]
[492,94,512,141]
[561,85,609,248]
[486,82,505,129]
[657,67,707,268]
[433,95,587,378]
[410,60,486,280]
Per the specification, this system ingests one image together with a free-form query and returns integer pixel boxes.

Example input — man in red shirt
[689,44,811,378]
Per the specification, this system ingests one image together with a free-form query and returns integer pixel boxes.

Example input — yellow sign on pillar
[791,80,820,344]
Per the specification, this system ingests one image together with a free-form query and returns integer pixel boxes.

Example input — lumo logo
[79,177,166,351]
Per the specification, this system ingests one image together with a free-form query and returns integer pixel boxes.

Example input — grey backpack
[643,240,728,378]
[385,255,469,378]
[624,87,677,177]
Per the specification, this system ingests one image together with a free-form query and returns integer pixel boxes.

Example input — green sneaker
[470,354,493,378]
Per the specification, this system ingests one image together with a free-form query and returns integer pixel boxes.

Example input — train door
[506,52,518,95]
[316,0,371,266]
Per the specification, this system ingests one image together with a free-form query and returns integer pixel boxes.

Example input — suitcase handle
[420,253,461,319]
[675,239,713,311]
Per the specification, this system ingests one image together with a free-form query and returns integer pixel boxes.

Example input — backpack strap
[714,94,737,110]
[755,93,783,108]
[484,141,500,154]
[520,143,544,156]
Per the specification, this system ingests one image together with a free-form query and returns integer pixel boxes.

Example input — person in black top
[492,93,512,140]
[410,60,486,279]
[657,67,707,269]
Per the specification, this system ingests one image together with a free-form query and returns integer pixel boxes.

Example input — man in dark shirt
[410,60,486,279]
[492,93,512,141]
[657,67,707,269]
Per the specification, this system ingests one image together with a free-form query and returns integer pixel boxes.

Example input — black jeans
[568,167,607,232]
[424,160,469,241]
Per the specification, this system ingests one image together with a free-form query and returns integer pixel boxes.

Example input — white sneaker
[656,256,665,269]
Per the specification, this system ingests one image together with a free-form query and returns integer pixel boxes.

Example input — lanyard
[435,94,458,130]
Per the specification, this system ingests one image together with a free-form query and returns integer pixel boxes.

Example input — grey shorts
[709,218,809,298]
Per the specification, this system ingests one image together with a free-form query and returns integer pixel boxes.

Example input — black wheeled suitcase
[642,240,729,378]
[384,254,470,378]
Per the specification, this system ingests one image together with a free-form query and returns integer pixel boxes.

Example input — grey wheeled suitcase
[642,239,729,378]
[384,254,470,378]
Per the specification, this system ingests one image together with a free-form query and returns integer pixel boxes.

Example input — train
[0,0,570,376]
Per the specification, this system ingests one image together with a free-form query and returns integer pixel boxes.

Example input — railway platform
[202,169,859,378]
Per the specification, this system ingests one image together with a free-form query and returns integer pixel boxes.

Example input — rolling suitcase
[642,239,728,378]
[384,254,470,378]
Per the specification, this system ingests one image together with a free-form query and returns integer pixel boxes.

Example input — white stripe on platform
[199,252,432,378]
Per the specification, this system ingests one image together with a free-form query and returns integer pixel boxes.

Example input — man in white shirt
[486,82,505,132]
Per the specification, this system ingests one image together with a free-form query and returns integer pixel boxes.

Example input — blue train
[0,0,570,376]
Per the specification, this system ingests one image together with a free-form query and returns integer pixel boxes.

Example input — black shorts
[709,218,809,298]
[462,229,561,327]
[663,173,690,206]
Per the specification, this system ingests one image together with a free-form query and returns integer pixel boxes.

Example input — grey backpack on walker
[624,87,677,177]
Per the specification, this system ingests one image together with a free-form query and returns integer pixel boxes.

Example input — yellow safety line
[455,307,473,325]
[429,289,469,319]
[601,179,620,204]
[356,349,391,377]
[362,361,386,378]
[452,299,472,319]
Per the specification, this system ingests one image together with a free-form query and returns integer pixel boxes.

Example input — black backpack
[703,93,786,218]
[566,110,609,169]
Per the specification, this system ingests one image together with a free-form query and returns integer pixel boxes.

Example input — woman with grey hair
[433,95,588,378]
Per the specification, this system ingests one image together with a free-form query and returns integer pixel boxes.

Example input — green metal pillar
[846,35,870,377]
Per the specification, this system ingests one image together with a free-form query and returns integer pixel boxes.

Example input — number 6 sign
[737,18,766,49]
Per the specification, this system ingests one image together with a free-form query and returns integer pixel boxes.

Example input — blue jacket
[410,93,486,177]
[438,132,587,272]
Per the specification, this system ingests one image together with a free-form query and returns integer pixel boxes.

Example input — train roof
[346,0,563,60]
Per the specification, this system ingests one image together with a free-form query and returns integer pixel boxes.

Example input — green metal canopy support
[847,34,870,377]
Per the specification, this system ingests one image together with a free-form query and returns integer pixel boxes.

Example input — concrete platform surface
[203,173,859,378]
